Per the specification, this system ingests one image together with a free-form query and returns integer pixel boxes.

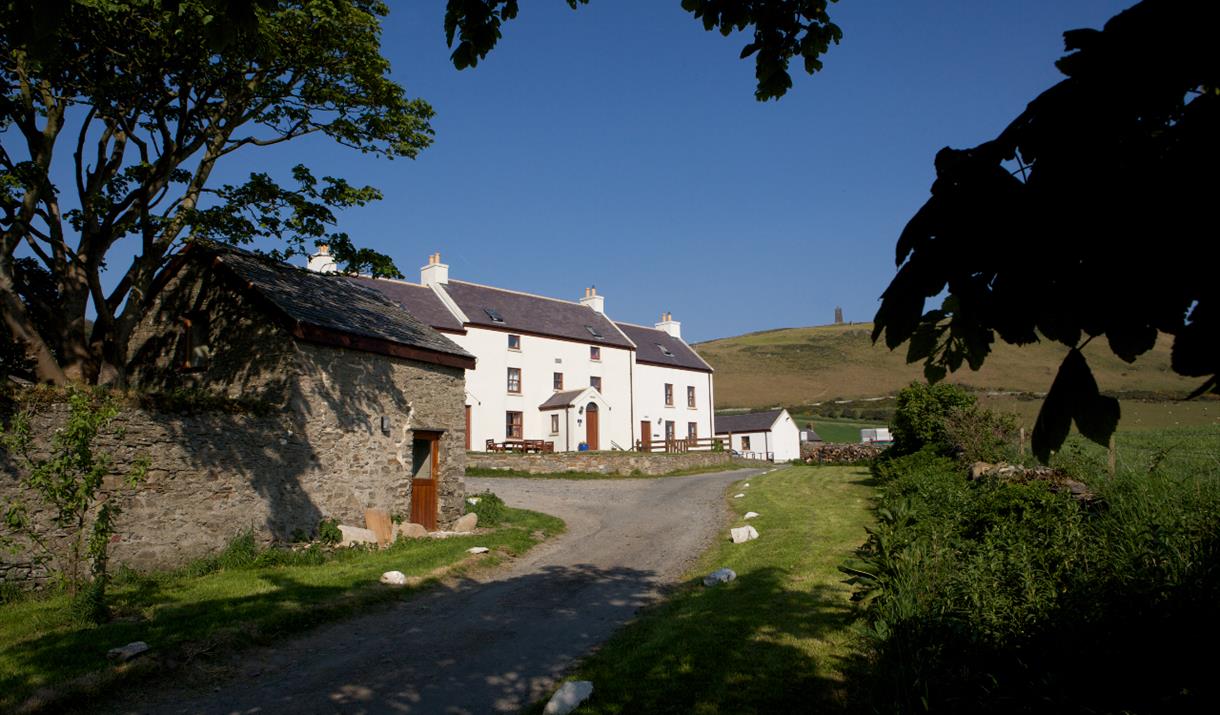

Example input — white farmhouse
[713,408,800,463]
[317,250,714,452]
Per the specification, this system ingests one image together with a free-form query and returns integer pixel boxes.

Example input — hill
[695,322,1201,409]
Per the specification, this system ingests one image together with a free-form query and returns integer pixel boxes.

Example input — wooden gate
[410,431,440,530]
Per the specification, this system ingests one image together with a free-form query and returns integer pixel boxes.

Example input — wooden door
[464,406,471,450]
[585,403,599,450]
[640,421,651,450]
[410,432,440,530]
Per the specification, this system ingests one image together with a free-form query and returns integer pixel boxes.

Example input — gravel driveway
[108,468,762,714]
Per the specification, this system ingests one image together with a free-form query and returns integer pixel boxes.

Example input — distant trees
[872,1,1218,460]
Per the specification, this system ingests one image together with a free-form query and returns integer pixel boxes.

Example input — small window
[484,307,505,323]
[688,422,698,439]
[507,367,521,394]
[656,343,674,357]
[590,375,602,391]
[506,411,523,439]
[507,334,521,350]
[665,420,675,441]
[585,325,603,339]
[741,435,751,451]
[550,414,560,434]
[178,312,211,370]
[687,386,696,408]
[590,346,601,361]
[553,372,564,391]
[664,383,674,406]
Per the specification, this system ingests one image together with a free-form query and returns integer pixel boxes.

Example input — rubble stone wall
[467,450,731,476]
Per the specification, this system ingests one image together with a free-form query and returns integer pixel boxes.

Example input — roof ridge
[614,320,664,331]
[356,275,426,289]
[450,279,599,312]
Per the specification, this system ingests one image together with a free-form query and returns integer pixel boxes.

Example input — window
[665,420,676,441]
[664,383,674,406]
[178,312,210,370]
[585,325,604,339]
[590,375,602,391]
[553,372,564,390]
[484,307,505,323]
[506,411,523,439]
[741,435,751,451]
[507,367,521,394]
[590,346,601,361]
[507,334,521,350]
[550,414,560,434]
[688,422,698,439]
[656,343,674,357]
[687,386,696,408]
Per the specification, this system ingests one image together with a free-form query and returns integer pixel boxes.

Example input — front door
[585,403,599,450]
[410,431,440,530]
[640,420,651,450]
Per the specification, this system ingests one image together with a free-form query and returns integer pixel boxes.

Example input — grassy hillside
[697,322,1201,409]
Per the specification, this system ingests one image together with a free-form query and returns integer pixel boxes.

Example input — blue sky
[122,1,1133,342]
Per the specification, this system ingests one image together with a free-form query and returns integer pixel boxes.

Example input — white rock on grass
[107,641,150,663]
[339,525,378,547]
[544,681,594,715]
[453,513,479,533]
[702,568,737,586]
[467,546,490,554]
[467,497,481,505]
[744,511,760,520]
[733,493,746,499]
[730,525,759,544]
[743,483,750,487]
[380,570,407,586]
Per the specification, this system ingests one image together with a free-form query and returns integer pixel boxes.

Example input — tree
[872,0,1218,461]
[1,1,434,385]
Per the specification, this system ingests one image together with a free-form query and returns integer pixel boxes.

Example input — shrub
[890,382,976,455]
[466,491,507,527]
[942,404,1021,464]
[317,517,342,545]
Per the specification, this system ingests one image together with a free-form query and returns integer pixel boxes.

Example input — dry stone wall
[468,450,731,476]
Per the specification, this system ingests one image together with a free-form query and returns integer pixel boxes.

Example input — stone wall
[467,450,731,476]
[3,265,469,585]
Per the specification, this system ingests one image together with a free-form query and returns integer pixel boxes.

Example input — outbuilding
[713,408,800,463]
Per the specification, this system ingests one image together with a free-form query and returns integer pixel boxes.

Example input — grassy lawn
[542,465,874,714]
[466,463,745,480]
[0,507,563,712]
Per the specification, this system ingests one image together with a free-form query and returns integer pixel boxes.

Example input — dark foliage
[873,0,1219,461]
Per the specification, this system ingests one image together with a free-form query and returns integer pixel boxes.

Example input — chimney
[579,285,605,314]
[307,243,337,273]
[420,252,449,286]
[655,311,681,339]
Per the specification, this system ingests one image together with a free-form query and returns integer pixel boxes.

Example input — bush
[890,382,976,455]
[466,491,507,527]
[317,517,342,545]
[942,404,1021,464]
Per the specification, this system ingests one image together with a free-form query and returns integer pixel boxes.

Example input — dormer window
[484,307,505,323]
[656,343,674,357]
[585,325,603,339]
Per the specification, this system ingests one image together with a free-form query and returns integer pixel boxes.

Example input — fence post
[1108,434,1117,478]
[1019,427,1026,457]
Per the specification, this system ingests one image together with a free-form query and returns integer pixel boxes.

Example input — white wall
[633,363,714,448]
[450,326,634,451]
[717,410,800,463]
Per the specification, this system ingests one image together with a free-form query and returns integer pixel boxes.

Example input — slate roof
[202,244,474,364]
[714,409,785,434]
[614,322,712,372]
[539,388,591,410]
[346,277,465,332]
[442,280,634,348]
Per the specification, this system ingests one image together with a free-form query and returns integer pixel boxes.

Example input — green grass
[0,507,563,712]
[466,462,741,480]
[542,465,875,713]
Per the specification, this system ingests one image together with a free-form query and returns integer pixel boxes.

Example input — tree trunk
[0,265,66,384]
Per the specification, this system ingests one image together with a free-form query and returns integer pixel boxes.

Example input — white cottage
[317,250,715,452]
[714,409,800,463]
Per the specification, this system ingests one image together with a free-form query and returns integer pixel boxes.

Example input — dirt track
[108,468,763,714]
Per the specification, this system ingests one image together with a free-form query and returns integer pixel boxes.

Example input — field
[696,322,1202,408]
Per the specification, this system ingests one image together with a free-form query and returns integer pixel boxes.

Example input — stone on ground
[744,511,760,520]
[730,525,759,544]
[453,512,478,532]
[467,546,490,554]
[379,570,407,586]
[467,497,481,505]
[702,568,737,586]
[339,525,378,546]
[733,493,745,498]
[107,641,150,663]
[544,680,594,715]
[396,522,428,539]
[743,482,750,487]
